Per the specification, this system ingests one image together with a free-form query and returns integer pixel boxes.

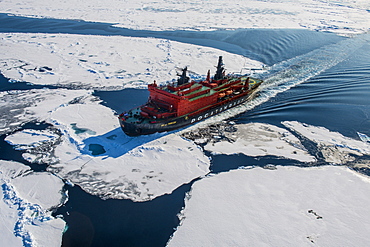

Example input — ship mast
[177,67,190,86]
[214,56,225,81]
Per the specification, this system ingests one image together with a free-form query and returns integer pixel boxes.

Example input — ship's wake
[182,34,369,132]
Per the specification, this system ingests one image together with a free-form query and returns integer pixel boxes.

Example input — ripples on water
[239,40,370,138]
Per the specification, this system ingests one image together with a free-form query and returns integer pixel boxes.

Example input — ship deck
[121,76,263,125]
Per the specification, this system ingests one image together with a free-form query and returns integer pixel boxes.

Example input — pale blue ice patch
[88,143,106,155]
[357,132,370,143]
[71,123,96,135]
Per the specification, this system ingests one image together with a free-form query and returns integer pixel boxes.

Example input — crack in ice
[1,178,54,247]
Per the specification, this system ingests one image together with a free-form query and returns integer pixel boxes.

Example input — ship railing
[213,78,245,91]
[150,98,175,112]
[167,81,195,92]
[140,107,176,119]
[179,84,203,95]
[184,88,211,100]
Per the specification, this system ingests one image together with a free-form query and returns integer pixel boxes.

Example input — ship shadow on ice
[85,88,185,158]
[81,127,170,158]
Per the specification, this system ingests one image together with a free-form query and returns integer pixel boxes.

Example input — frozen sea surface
[0,32,263,89]
[0,31,369,245]
[1,0,369,35]
[168,166,370,246]
[185,122,316,162]
[0,88,90,135]
[0,0,370,246]
[4,95,210,201]
[0,160,65,246]
[283,121,370,164]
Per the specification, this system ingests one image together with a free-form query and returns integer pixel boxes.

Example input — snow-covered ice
[188,122,315,163]
[0,190,23,246]
[0,160,65,247]
[10,171,65,210]
[49,132,210,201]
[0,88,90,135]
[283,121,370,164]
[0,33,263,89]
[3,94,210,201]
[4,128,61,164]
[1,0,369,35]
[5,129,59,148]
[42,97,209,201]
[198,120,370,165]
[168,166,370,246]
[358,132,370,143]
[0,0,370,245]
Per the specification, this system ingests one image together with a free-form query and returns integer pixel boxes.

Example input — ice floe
[43,98,209,201]
[48,132,210,201]
[358,132,370,143]
[0,88,90,135]
[0,160,65,247]
[5,129,59,148]
[0,0,369,245]
[0,33,263,89]
[1,0,369,35]
[7,94,370,203]
[4,128,61,164]
[283,121,370,164]
[168,166,370,246]
[3,93,210,202]
[183,122,315,163]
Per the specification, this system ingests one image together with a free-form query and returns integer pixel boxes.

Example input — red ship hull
[119,56,263,136]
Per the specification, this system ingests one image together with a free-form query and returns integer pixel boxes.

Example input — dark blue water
[93,89,149,114]
[238,42,370,139]
[1,14,370,247]
[57,182,192,247]
[0,73,58,91]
